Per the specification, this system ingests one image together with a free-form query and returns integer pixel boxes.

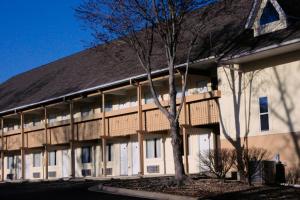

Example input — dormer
[246,0,288,37]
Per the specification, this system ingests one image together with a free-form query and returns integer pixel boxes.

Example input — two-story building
[0,0,299,181]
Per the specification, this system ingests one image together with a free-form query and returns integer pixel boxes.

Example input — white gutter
[0,56,216,115]
[222,38,300,63]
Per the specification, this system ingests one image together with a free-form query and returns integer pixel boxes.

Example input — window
[130,96,137,107]
[33,153,41,167]
[105,101,113,112]
[106,144,113,162]
[260,1,280,25]
[81,147,91,163]
[196,80,208,94]
[146,138,161,159]
[7,156,14,169]
[48,151,56,166]
[81,106,93,117]
[144,92,154,104]
[48,114,56,123]
[259,97,269,131]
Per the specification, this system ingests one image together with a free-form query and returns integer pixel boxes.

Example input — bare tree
[75,0,212,183]
[198,148,236,180]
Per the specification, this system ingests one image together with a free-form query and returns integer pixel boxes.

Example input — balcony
[0,90,221,150]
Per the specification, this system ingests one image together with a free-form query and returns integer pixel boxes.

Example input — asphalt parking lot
[0,180,149,200]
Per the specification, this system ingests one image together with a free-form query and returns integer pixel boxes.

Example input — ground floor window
[81,147,92,164]
[33,153,41,167]
[106,144,113,162]
[48,151,57,166]
[146,138,161,159]
[7,156,14,169]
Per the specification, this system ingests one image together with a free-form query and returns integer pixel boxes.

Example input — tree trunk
[235,145,246,182]
[170,120,186,184]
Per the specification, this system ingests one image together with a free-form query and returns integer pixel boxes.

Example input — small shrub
[198,148,236,180]
[286,167,300,184]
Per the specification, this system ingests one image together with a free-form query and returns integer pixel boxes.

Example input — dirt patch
[102,176,300,199]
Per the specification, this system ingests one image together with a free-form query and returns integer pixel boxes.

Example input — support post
[1,118,4,182]
[137,84,144,175]
[44,107,48,180]
[20,112,25,179]
[101,93,107,176]
[182,74,189,174]
[70,101,75,178]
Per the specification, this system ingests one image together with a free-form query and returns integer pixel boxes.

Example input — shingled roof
[0,0,299,114]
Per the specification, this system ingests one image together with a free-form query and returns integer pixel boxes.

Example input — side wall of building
[218,50,300,169]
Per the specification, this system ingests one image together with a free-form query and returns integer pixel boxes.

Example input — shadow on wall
[216,64,261,179]
[269,65,300,169]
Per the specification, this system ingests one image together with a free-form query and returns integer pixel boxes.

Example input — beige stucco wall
[218,50,300,168]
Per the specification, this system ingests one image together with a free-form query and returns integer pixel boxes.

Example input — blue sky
[0,0,91,83]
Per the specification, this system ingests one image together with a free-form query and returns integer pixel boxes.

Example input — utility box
[250,160,276,184]
[275,162,286,183]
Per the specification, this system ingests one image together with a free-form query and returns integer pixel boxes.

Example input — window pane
[260,1,280,25]
[259,97,268,113]
[106,144,113,162]
[7,156,14,169]
[146,140,154,158]
[82,147,91,163]
[260,114,269,131]
[48,151,56,166]
[33,153,41,167]
[155,139,161,158]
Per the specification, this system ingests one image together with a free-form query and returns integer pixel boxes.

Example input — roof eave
[221,38,300,64]
[0,56,216,116]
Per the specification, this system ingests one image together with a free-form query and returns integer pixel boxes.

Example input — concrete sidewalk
[89,184,198,200]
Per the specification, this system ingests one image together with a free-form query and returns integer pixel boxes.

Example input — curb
[281,183,300,188]
[89,184,198,200]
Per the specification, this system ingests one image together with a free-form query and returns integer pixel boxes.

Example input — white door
[199,134,210,171]
[132,142,140,175]
[25,154,31,179]
[120,143,128,176]
[62,150,70,177]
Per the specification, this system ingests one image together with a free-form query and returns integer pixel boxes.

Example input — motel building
[0,0,300,181]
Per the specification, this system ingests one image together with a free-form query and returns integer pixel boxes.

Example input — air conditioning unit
[48,171,56,178]
[81,169,91,177]
[7,174,14,180]
[105,168,113,175]
[250,160,276,184]
[33,172,41,179]
[147,165,160,173]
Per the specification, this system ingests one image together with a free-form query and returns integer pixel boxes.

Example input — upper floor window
[144,92,154,104]
[81,106,93,117]
[81,147,91,164]
[196,80,208,94]
[105,101,113,112]
[260,1,280,26]
[48,114,56,124]
[259,97,269,131]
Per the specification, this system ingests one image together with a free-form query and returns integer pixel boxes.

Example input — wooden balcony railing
[0,90,221,150]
